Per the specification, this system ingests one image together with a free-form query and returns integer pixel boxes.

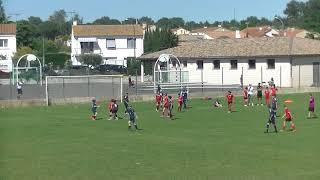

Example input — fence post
[62,77,65,99]
[45,76,49,106]
[260,66,263,83]
[299,65,301,88]
[135,70,138,96]
[241,67,244,89]
[221,67,224,92]
[120,76,123,103]
[280,66,282,88]
[201,69,204,95]
[9,71,12,99]
[87,77,90,97]
[112,77,114,98]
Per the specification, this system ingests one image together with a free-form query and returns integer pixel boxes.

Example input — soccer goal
[45,75,123,106]
[153,54,189,93]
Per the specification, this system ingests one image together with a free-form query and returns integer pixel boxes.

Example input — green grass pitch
[1,93,320,180]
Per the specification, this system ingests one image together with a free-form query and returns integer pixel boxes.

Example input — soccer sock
[290,123,295,130]
[274,125,278,132]
[134,125,139,130]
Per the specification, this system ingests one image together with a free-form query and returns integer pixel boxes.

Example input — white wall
[0,35,16,60]
[182,57,292,87]
[71,32,144,66]
[292,56,320,87]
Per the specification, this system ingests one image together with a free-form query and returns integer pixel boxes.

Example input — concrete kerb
[1,87,320,108]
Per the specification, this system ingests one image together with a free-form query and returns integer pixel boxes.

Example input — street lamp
[274,16,285,36]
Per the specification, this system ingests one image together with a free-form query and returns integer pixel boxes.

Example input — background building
[139,37,320,88]
[71,22,144,67]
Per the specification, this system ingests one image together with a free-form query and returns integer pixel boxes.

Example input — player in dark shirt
[264,108,278,133]
[123,93,129,113]
[181,87,188,109]
[110,99,119,120]
[168,96,174,119]
[91,98,99,121]
[127,106,141,130]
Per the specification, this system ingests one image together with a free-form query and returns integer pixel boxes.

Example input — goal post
[45,75,123,106]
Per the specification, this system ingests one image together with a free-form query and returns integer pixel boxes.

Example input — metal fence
[46,75,123,105]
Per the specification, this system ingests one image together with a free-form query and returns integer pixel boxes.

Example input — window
[80,42,94,53]
[267,59,275,69]
[230,60,238,69]
[213,60,220,69]
[127,38,136,49]
[248,59,256,69]
[0,39,8,47]
[197,60,203,69]
[183,61,187,68]
[172,61,177,67]
[106,39,116,50]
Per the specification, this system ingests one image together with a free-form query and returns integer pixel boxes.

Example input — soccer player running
[264,107,278,133]
[177,93,183,112]
[264,87,271,107]
[243,87,248,106]
[271,84,278,97]
[123,93,129,113]
[226,91,234,113]
[257,83,263,106]
[91,98,99,121]
[168,96,174,119]
[109,99,119,120]
[181,86,188,109]
[107,99,114,120]
[127,106,141,131]
[281,104,296,132]
[162,93,169,117]
[308,93,316,119]
[155,92,162,112]
[248,84,254,106]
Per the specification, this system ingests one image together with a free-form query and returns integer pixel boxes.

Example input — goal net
[45,75,123,106]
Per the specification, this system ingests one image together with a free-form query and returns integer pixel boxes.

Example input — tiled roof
[139,37,320,60]
[0,24,16,35]
[191,27,244,39]
[73,24,144,37]
[241,26,272,38]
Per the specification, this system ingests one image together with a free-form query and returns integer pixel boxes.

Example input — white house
[171,28,190,35]
[0,24,16,73]
[191,26,244,39]
[241,26,279,38]
[71,22,144,66]
[139,37,320,88]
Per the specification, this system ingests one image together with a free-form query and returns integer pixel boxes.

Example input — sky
[4,0,297,23]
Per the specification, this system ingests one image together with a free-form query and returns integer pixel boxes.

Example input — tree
[303,0,320,33]
[0,0,6,23]
[144,28,178,53]
[284,0,305,27]
[16,20,36,47]
[92,16,121,25]
[79,54,102,67]
[48,9,68,35]
[139,16,154,25]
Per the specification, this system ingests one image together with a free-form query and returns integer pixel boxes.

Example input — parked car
[98,64,127,74]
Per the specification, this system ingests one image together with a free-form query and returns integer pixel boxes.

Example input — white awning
[77,37,97,42]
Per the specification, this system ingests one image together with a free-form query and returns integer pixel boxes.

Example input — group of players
[90,81,316,133]
[155,87,188,119]
[227,82,316,133]
[90,93,141,130]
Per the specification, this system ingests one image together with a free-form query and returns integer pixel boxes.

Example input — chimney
[235,30,241,38]
[73,21,77,26]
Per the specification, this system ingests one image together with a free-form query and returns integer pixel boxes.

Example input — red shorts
[164,104,169,108]
[228,102,232,105]
[178,101,182,105]
[285,117,292,122]
[156,101,161,105]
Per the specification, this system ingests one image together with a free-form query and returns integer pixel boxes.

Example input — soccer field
[1,93,320,180]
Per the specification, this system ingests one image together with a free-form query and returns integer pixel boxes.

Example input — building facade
[0,24,16,73]
[71,22,144,66]
[139,37,320,88]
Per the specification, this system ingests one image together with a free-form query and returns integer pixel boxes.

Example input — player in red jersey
[177,93,183,112]
[243,87,248,106]
[264,86,271,107]
[226,91,234,113]
[162,93,169,117]
[281,104,296,132]
[271,85,278,97]
[107,99,114,120]
[155,93,162,112]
